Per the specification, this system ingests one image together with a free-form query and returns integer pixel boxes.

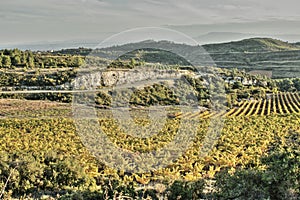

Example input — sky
[1,0,300,47]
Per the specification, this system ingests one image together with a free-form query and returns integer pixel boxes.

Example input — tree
[3,49,10,56]
[278,79,294,92]
[231,68,239,77]
[292,78,300,91]
[232,81,243,90]
[27,55,35,68]
[2,56,11,68]
[72,57,84,67]
[12,48,21,56]
[130,58,136,67]
[12,56,21,66]
[20,54,27,64]
[40,62,45,68]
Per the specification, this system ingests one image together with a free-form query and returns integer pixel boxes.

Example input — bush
[0,152,95,198]
[261,130,300,199]
[166,180,205,200]
[213,169,268,200]
[213,130,300,200]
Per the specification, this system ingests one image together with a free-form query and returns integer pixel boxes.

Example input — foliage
[213,169,268,200]
[262,130,300,199]
[212,129,300,200]
[129,84,180,106]
[276,78,300,92]
[0,49,85,69]
[165,180,205,200]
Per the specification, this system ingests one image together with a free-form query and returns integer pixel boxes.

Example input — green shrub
[166,180,205,200]
[213,169,268,200]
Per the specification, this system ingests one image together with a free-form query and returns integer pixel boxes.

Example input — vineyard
[0,97,299,199]
[173,92,300,119]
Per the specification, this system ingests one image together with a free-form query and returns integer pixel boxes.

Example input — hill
[203,37,300,53]
[97,38,300,53]
[53,38,300,56]
[46,38,300,78]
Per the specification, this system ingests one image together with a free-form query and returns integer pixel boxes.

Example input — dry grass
[0,99,71,118]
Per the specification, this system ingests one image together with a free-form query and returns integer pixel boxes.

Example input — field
[0,96,299,199]
[172,92,300,119]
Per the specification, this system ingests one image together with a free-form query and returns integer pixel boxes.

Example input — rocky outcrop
[73,68,192,89]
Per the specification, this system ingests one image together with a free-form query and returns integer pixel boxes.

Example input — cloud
[0,0,300,45]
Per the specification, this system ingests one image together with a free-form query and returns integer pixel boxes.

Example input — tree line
[0,49,85,69]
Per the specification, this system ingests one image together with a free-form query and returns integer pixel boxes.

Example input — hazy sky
[1,0,300,46]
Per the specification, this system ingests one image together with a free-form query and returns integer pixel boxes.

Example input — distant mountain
[194,32,300,45]
[203,38,300,53]
[167,20,300,42]
[95,37,300,54]
[2,32,300,52]
[0,40,100,51]
[195,32,257,44]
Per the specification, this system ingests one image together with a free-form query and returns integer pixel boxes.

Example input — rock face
[101,71,120,86]
[73,68,192,89]
[5,68,193,91]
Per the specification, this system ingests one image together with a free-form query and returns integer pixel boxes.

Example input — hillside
[53,38,300,55]
[203,37,300,53]
[91,38,300,78]
[96,38,300,53]
[24,38,300,78]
